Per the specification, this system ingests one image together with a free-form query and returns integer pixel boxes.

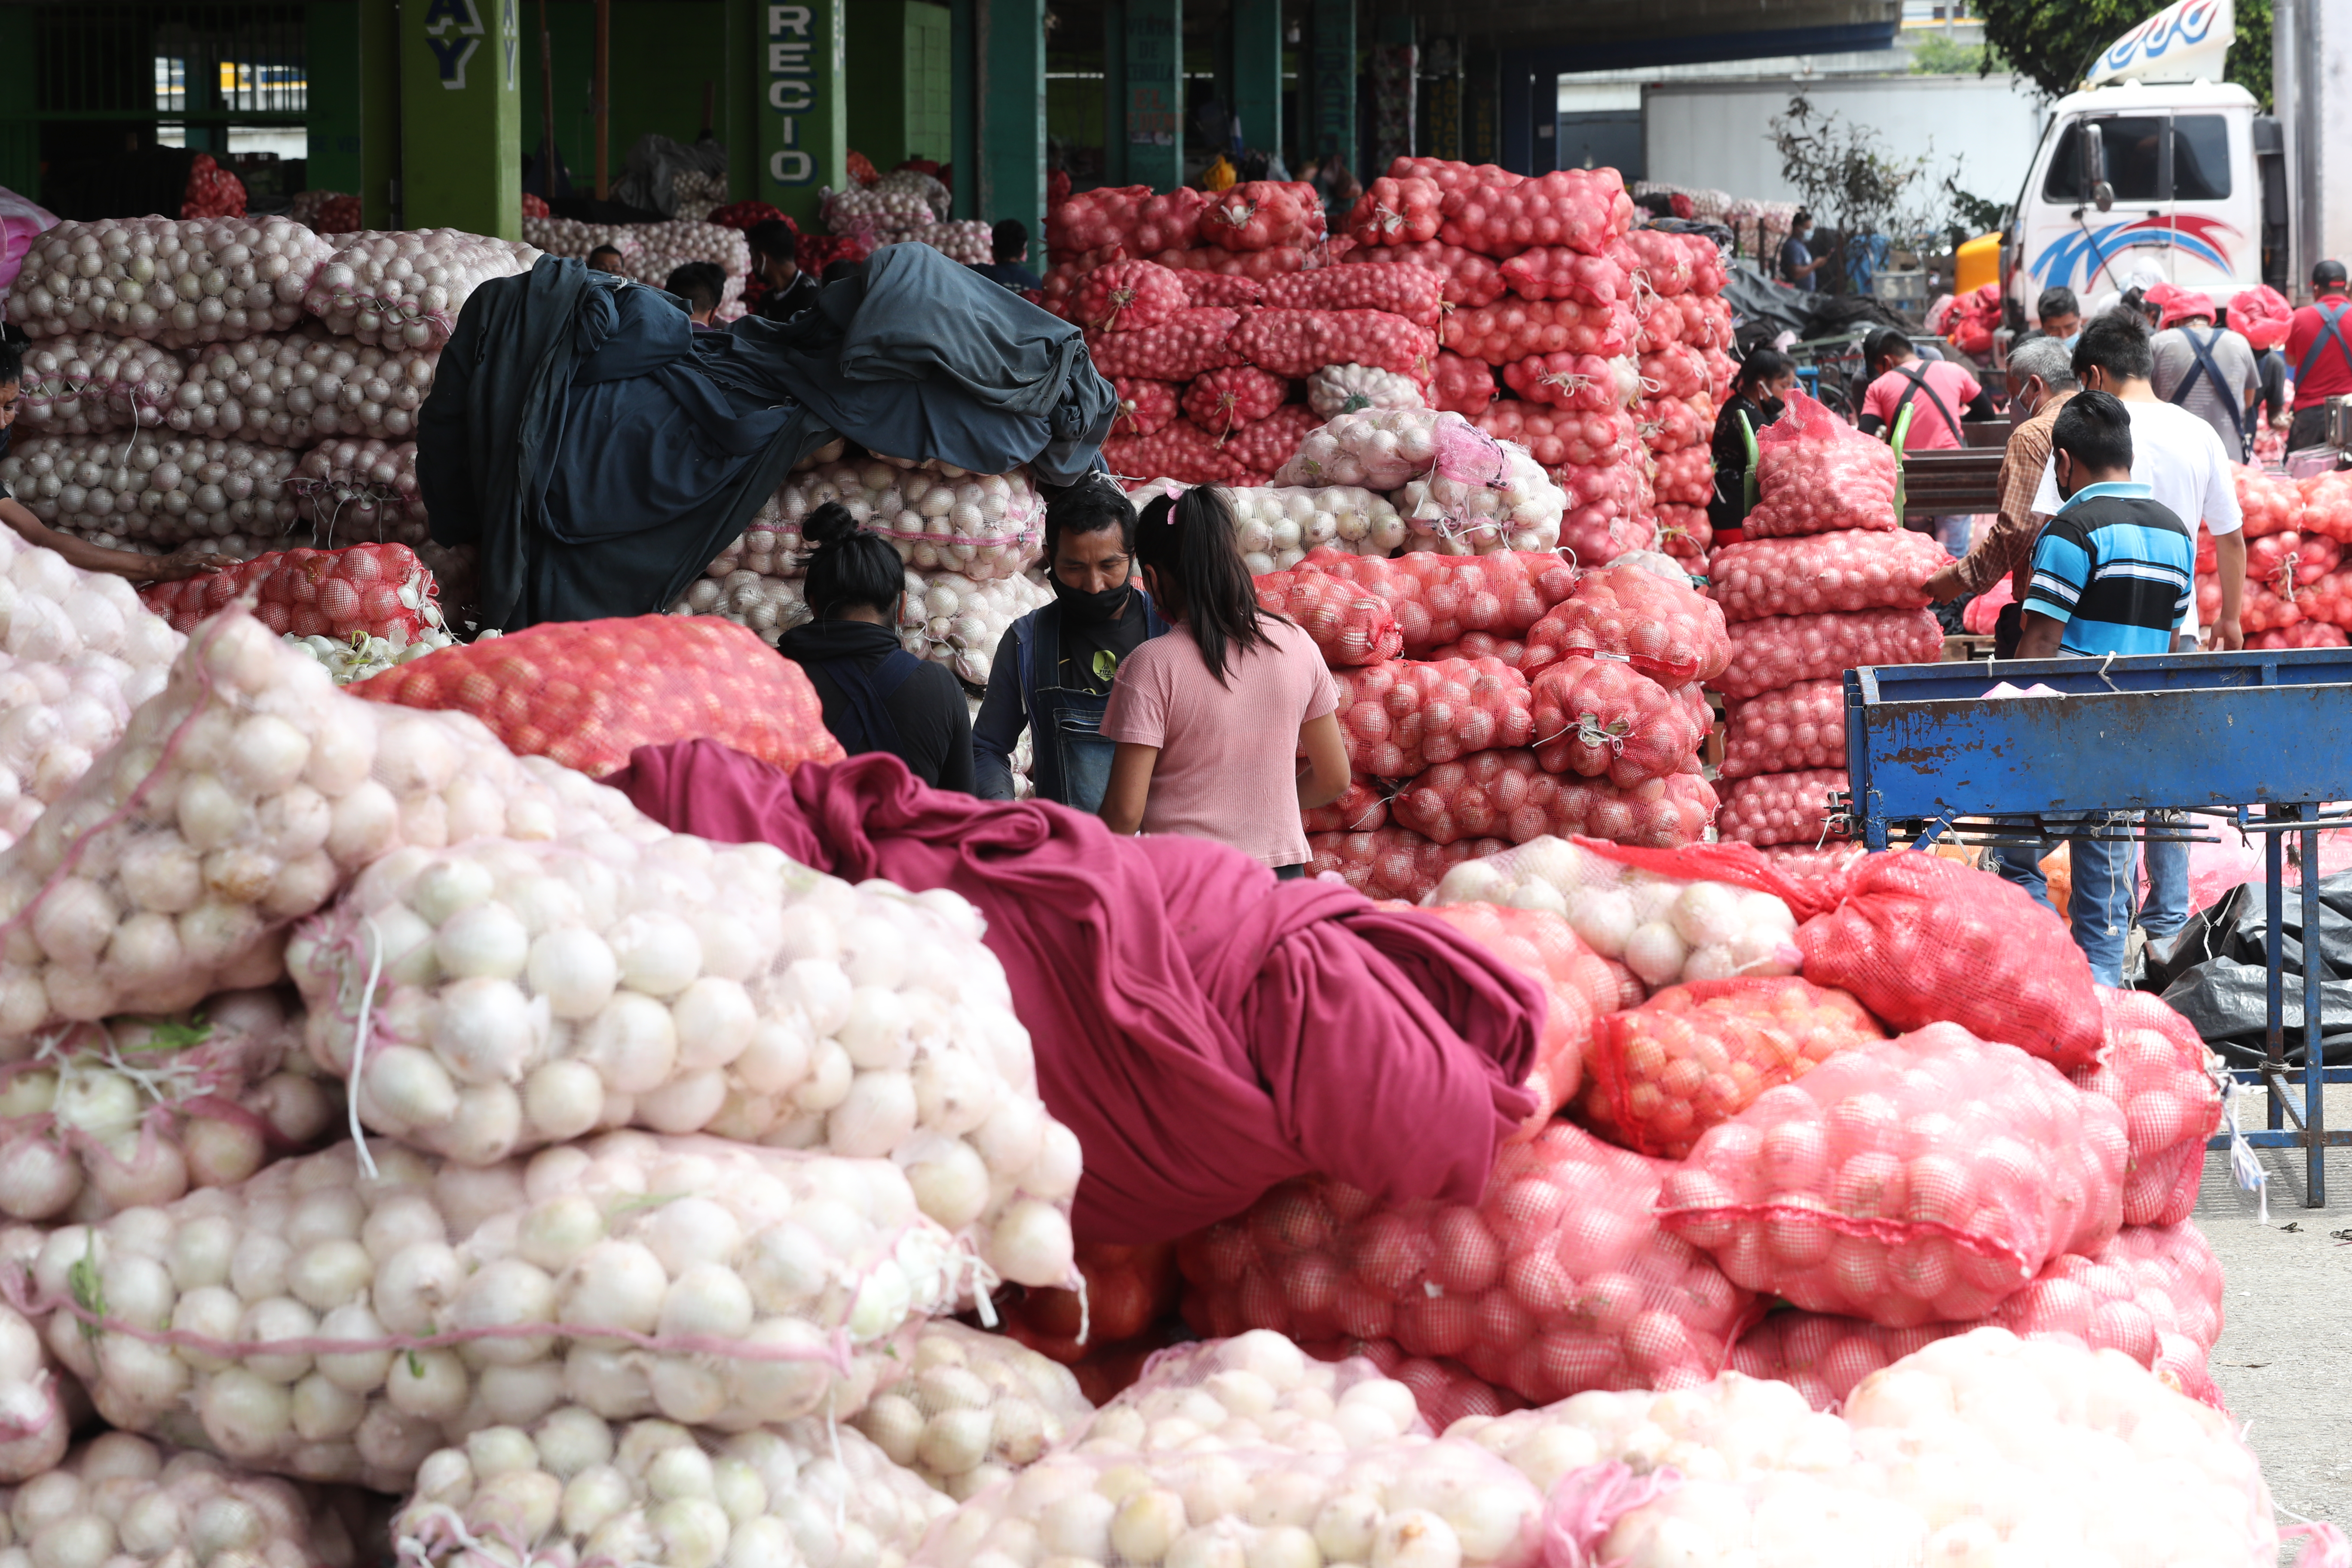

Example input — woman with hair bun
[776,500,976,790]
[1097,485,1350,877]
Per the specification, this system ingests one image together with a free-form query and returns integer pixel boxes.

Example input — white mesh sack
[2,217,331,346]
[851,1322,1093,1499]
[1217,486,1411,576]
[303,230,540,350]
[900,572,1051,686]
[11,334,189,437]
[171,328,438,447]
[1068,1332,1432,1458]
[0,1431,369,1568]
[1307,364,1429,419]
[667,573,811,645]
[289,438,431,547]
[0,433,300,548]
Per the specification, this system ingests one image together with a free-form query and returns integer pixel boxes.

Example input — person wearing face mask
[972,478,1170,809]
[1707,348,1795,547]
[1923,334,2080,652]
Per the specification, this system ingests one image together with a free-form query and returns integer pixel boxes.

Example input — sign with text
[403,0,520,233]
[760,0,845,220]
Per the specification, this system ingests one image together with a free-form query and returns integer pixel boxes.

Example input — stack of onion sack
[1272,407,1566,556]
[2208,468,2352,648]
[138,541,443,643]
[1704,389,1944,847]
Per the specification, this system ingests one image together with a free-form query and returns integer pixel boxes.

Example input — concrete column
[1231,0,1282,162]
[975,0,1046,243]
[1463,45,1497,166]
[402,0,522,237]
[755,0,847,226]
[1309,0,1355,168]
[306,1,365,199]
[1499,57,1530,175]
[1422,37,1460,162]
[849,0,954,172]
[1120,0,1182,193]
[1369,17,1413,177]
[1100,1,1128,188]
[950,0,977,217]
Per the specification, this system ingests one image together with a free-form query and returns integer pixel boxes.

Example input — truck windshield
[2043,116,2163,202]
[2171,114,2232,199]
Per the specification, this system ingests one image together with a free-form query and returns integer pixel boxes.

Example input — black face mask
[1051,572,1132,625]
[1758,395,1786,422]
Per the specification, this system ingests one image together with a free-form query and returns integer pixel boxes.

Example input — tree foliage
[1770,93,1939,288]
[1974,0,2271,107]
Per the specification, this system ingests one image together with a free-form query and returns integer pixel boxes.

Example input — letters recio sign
[766,2,838,186]
[422,0,519,91]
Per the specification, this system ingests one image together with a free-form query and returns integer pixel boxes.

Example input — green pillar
[1309,0,1354,166]
[1121,0,1181,193]
[1232,0,1280,161]
[0,7,34,201]
[1100,2,1127,189]
[401,0,521,236]
[976,0,1046,242]
[1463,46,1498,167]
[358,0,401,227]
[757,0,847,226]
[1370,17,1413,176]
[307,2,366,198]
[950,0,977,217]
[848,1,954,171]
[1424,37,1461,162]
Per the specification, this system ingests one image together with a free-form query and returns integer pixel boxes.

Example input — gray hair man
[1924,335,2082,628]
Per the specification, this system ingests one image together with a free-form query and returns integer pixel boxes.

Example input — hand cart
[1839,646,2352,1204]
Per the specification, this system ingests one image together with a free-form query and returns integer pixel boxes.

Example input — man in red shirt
[1856,326,1997,553]
[2284,259,2352,453]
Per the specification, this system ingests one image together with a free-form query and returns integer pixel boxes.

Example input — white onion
[3,217,332,347]
[897,571,1050,686]
[10,335,189,437]
[849,1322,1092,1496]
[0,1434,364,1565]
[1307,365,1428,420]
[303,230,540,350]
[0,432,300,549]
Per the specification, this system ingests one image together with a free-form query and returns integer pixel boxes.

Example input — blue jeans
[2139,814,2191,941]
[1995,811,2141,986]
[1936,513,1974,556]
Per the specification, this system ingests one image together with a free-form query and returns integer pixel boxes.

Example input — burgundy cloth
[609,741,1544,1243]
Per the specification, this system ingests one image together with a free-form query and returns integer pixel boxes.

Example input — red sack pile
[1742,387,1901,537]
[1346,176,1445,247]
[1230,308,1438,380]
[1522,562,1732,684]
[1448,297,1635,361]
[1306,826,1512,901]
[1436,167,1636,259]
[1221,405,1323,477]
[1177,270,1267,307]
[1390,750,1718,848]
[1084,307,1242,380]
[1502,352,1625,412]
[179,153,247,220]
[1179,1123,1757,1404]
[1496,248,1631,306]
[2250,622,2349,649]
[2239,527,2342,591]
[1615,230,1727,297]
[2231,282,2295,351]
[1303,775,1391,833]
[1413,901,1619,1133]
[2198,573,2302,634]
[2073,988,2221,1228]
[1528,656,1706,786]
[1101,418,1250,485]
[1070,258,1189,331]
[1638,343,1715,403]
[1342,242,1507,308]
[1430,351,1499,416]
[1307,1338,1526,1427]
[1641,394,1713,454]
[1254,567,1406,666]
[1182,364,1290,434]
[1635,294,1735,354]
[1657,505,1713,565]
[1111,376,1179,437]
[1720,677,1844,779]
[141,542,441,641]
[1299,548,1551,652]
[705,199,788,231]
[1142,244,1317,279]
[1335,656,1535,775]
[1709,531,1954,623]
[2234,467,2302,536]
[1659,1023,2128,1326]
[1718,768,1850,848]
[1795,850,2107,1071]
[354,614,844,779]
[1263,265,1445,331]
[1576,977,1886,1158]
[1651,446,1714,508]
[1049,185,1211,257]
[1715,607,1944,700]
[1197,181,1325,251]
[1551,451,1660,561]
[1476,403,1639,469]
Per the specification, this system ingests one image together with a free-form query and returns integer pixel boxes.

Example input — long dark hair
[1733,346,1793,398]
[1135,486,1277,685]
[802,501,904,619]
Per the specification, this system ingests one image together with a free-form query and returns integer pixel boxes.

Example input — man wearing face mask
[972,478,1170,809]
[1923,334,2080,652]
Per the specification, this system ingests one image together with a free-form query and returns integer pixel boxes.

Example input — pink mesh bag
[2073,987,2222,1227]
[1528,657,1707,787]
[1334,657,1535,776]
[1720,679,1844,781]
[1714,608,1943,701]
[1741,388,1900,538]
[1389,751,1717,849]
[1522,564,1732,684]
[1706,531,1948,624]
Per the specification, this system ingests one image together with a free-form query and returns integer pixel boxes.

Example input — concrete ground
[2197,1080,2352,1538]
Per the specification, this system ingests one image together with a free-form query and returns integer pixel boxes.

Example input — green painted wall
[979,0,1047,241]
[847,1,952,171]
[756,0,847,224]
[402,0,521,236]
[360,0,401,226]
[1232,0,1282,160]
[1122,0,1181,192]
[307,1,366,198]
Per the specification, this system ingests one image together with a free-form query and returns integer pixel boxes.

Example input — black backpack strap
[2296,300,2352,384]
[2173,327,2251,453]
[1889,364,1961,447]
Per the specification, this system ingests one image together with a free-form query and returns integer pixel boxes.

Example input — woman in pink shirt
[1098,487,1351,877]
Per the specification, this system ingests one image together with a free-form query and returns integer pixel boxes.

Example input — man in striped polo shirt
[2003,389,2194,984]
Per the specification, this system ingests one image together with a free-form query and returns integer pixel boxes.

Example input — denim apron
[1027,602,1120,813]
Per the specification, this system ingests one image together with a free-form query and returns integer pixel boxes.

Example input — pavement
[2196,1080,2352,1540]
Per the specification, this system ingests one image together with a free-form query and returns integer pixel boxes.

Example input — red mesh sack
[1555,456,1660,562]
[1231,308,1438,380]
[1254,567,1406,666]
[1522,563,1732,683]
[1658,1023,2129,1326]
[1345,242,1508,308]
[180,153,247,219]
[1182,364,1291,434]
[1387,156,1521,193]
[1651,446,1714,508]
[1437,167,1635,260]
[1479,401,1629,469]
[1303,774,1391,833]
[1707,530,1947,623]
[1610,230,1713,297]
[2073,988,2221,1228]
[1795,851,2107,1071]
[1177,270,1267,307]
[1306,826,1512,902]
[1718,768,1850,848]
[2251,622,2349,648]
[1423,634,1527,667]
[2230,282,2294,351]
[1306,1338,1528,1427]
[1347,177,1445,247]
[1639,395,1712,454]
[354,614,843,778]
[1085,308,1243,380]
[1196,181,1323,250]
[1449,297,1635,361]
[1070,259,1189,331]
[2245,528,2341,591]
[1110,376,1179,437]
[1222,404,1323,478]
[1142,244,1314,278]
[2199,574,2302,633]
[1638,343,1712,403]
[1263,265,1445,331]
[1003,1240,1180,1357]
[1413,901,1618,1134]
[1335,656,1535,775]
[1102,419,1251,485]
[1430,351,1498,416]
[1577,977,1886,1158]
[1119,187,1217,252]
[1715,607,1944,701]
[141,542,441,641]
[1502,352,1626,413]
[1721,677,1843,781]
[1496,248,1632,307]
[2233,466,2302,536]
[1300,548,1549,651]
[1049,185,1148,255]
[1390,750,1718,848]
[1528,656,1706,786]
[1743,388,1902,537]
[1635,295,1736,355]
[1657,506,1712,564]
[1177,1123,1756,1404]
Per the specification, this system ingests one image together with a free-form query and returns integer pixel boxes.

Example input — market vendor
[746,220,821,322]
[1706,347,1795,546]
[777,502,975,791]
[1923,334,2080,650]
[585,243,627,276]
[972,477,1170,810]
[2283,259,2352,453]
[1097,486,1350,878]
[0,342,221,584]
[1856,327,1998,555]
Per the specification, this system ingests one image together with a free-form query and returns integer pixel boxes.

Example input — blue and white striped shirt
[2022,480,2194,657]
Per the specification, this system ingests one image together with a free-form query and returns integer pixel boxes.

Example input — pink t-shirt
[1861,359,1983,452]
[1100,617,1339,868]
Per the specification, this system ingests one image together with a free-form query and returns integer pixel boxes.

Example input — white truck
[2003,0,2352,327]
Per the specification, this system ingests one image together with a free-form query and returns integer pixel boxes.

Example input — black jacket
[757,270,822,322]
[778,619,975,793]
